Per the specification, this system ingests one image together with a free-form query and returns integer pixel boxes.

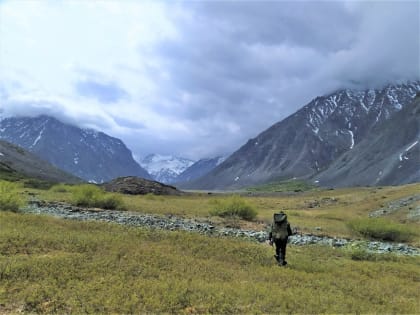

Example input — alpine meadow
[1,0,419,314]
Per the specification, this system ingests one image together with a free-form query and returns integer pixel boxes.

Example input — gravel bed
[23,201,420,256]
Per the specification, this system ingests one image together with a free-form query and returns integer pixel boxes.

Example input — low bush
[209,195,257,221]
[348,218,416,242]
[23,179,54,190]
[0,180,25,212]
[71,184,125,210]
[49,183,73,193]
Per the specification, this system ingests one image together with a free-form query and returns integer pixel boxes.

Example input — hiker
[268,211,292,266]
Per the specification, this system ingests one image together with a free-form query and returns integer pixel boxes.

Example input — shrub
[0,180,25,212]
[49,183,73,193]
[71,184,125,210]
[347,218,416,242]
[209,195,257,221]
[23,179,54,190]
[100,194,125,210]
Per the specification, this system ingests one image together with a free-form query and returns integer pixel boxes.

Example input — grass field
[1,182,419,313]
[33,182,420,245]
[1,211,419,314]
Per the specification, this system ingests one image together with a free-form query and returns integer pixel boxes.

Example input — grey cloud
[1,1,418,161]
[1,100,67,120]
[113,116,145,130]
[132,0,419,158]
[75,79,129,104]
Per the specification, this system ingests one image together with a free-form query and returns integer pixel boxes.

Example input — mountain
[188,81,420,189]
[175,156,226,184]
[0,139,81,183]
[314,94,420,187]
[0,115,151,183]
[140,154,195,184]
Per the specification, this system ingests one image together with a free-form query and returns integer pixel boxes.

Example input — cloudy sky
[0,0,418,161]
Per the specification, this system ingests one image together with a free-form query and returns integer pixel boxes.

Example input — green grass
[0,211,419,314]
[209,195,258,220]
[0,180,26,212]
[247,179,315,193]
[348,218,417,242]
[71,184,126,210]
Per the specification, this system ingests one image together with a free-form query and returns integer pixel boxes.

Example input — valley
[1,1,419,313]
[1,181,419,313]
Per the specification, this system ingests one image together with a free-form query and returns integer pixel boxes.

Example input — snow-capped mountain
[0,115,151,183]
[175,156,227,184]
[187,81,420,189]
[314,94,420,187]
[140,154,195,184]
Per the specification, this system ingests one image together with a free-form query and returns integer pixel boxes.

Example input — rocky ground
[369,194,420,220]
[23,200,420,256]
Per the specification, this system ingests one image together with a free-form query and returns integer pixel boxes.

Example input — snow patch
[234,176,240,182]
[216,156,227,166]
[348,130,354,149]
[0,152,4,156]
[399,140,418,161]
[387,89,402,110]
[31,128,44,148]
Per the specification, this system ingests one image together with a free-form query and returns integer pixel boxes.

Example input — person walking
[268,211,292,266]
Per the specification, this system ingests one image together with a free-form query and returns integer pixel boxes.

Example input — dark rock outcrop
[102,176,183,195]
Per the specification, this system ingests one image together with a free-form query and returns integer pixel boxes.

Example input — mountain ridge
[0,115,151,183]
[186,81,420,189]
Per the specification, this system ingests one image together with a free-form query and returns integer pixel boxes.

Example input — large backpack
[272,212,289,240]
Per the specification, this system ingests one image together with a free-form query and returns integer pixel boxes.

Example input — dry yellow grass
[33,182,420,245]
[0,211,419,314]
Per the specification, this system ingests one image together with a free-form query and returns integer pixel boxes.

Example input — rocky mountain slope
[140,154,195,184]
[314,94,420,187]
[188,81,420,189]
[0,115,151,183]
[0,139,81,183]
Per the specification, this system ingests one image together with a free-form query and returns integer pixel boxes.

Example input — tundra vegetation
[0,180,419,313]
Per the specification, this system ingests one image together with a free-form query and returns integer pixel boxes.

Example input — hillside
[314,94,420,186]
[0,115,151,183]
[0,140,81,183]
[187,82,420,189]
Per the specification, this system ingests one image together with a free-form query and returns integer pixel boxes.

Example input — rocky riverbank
[23,200,420,256]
